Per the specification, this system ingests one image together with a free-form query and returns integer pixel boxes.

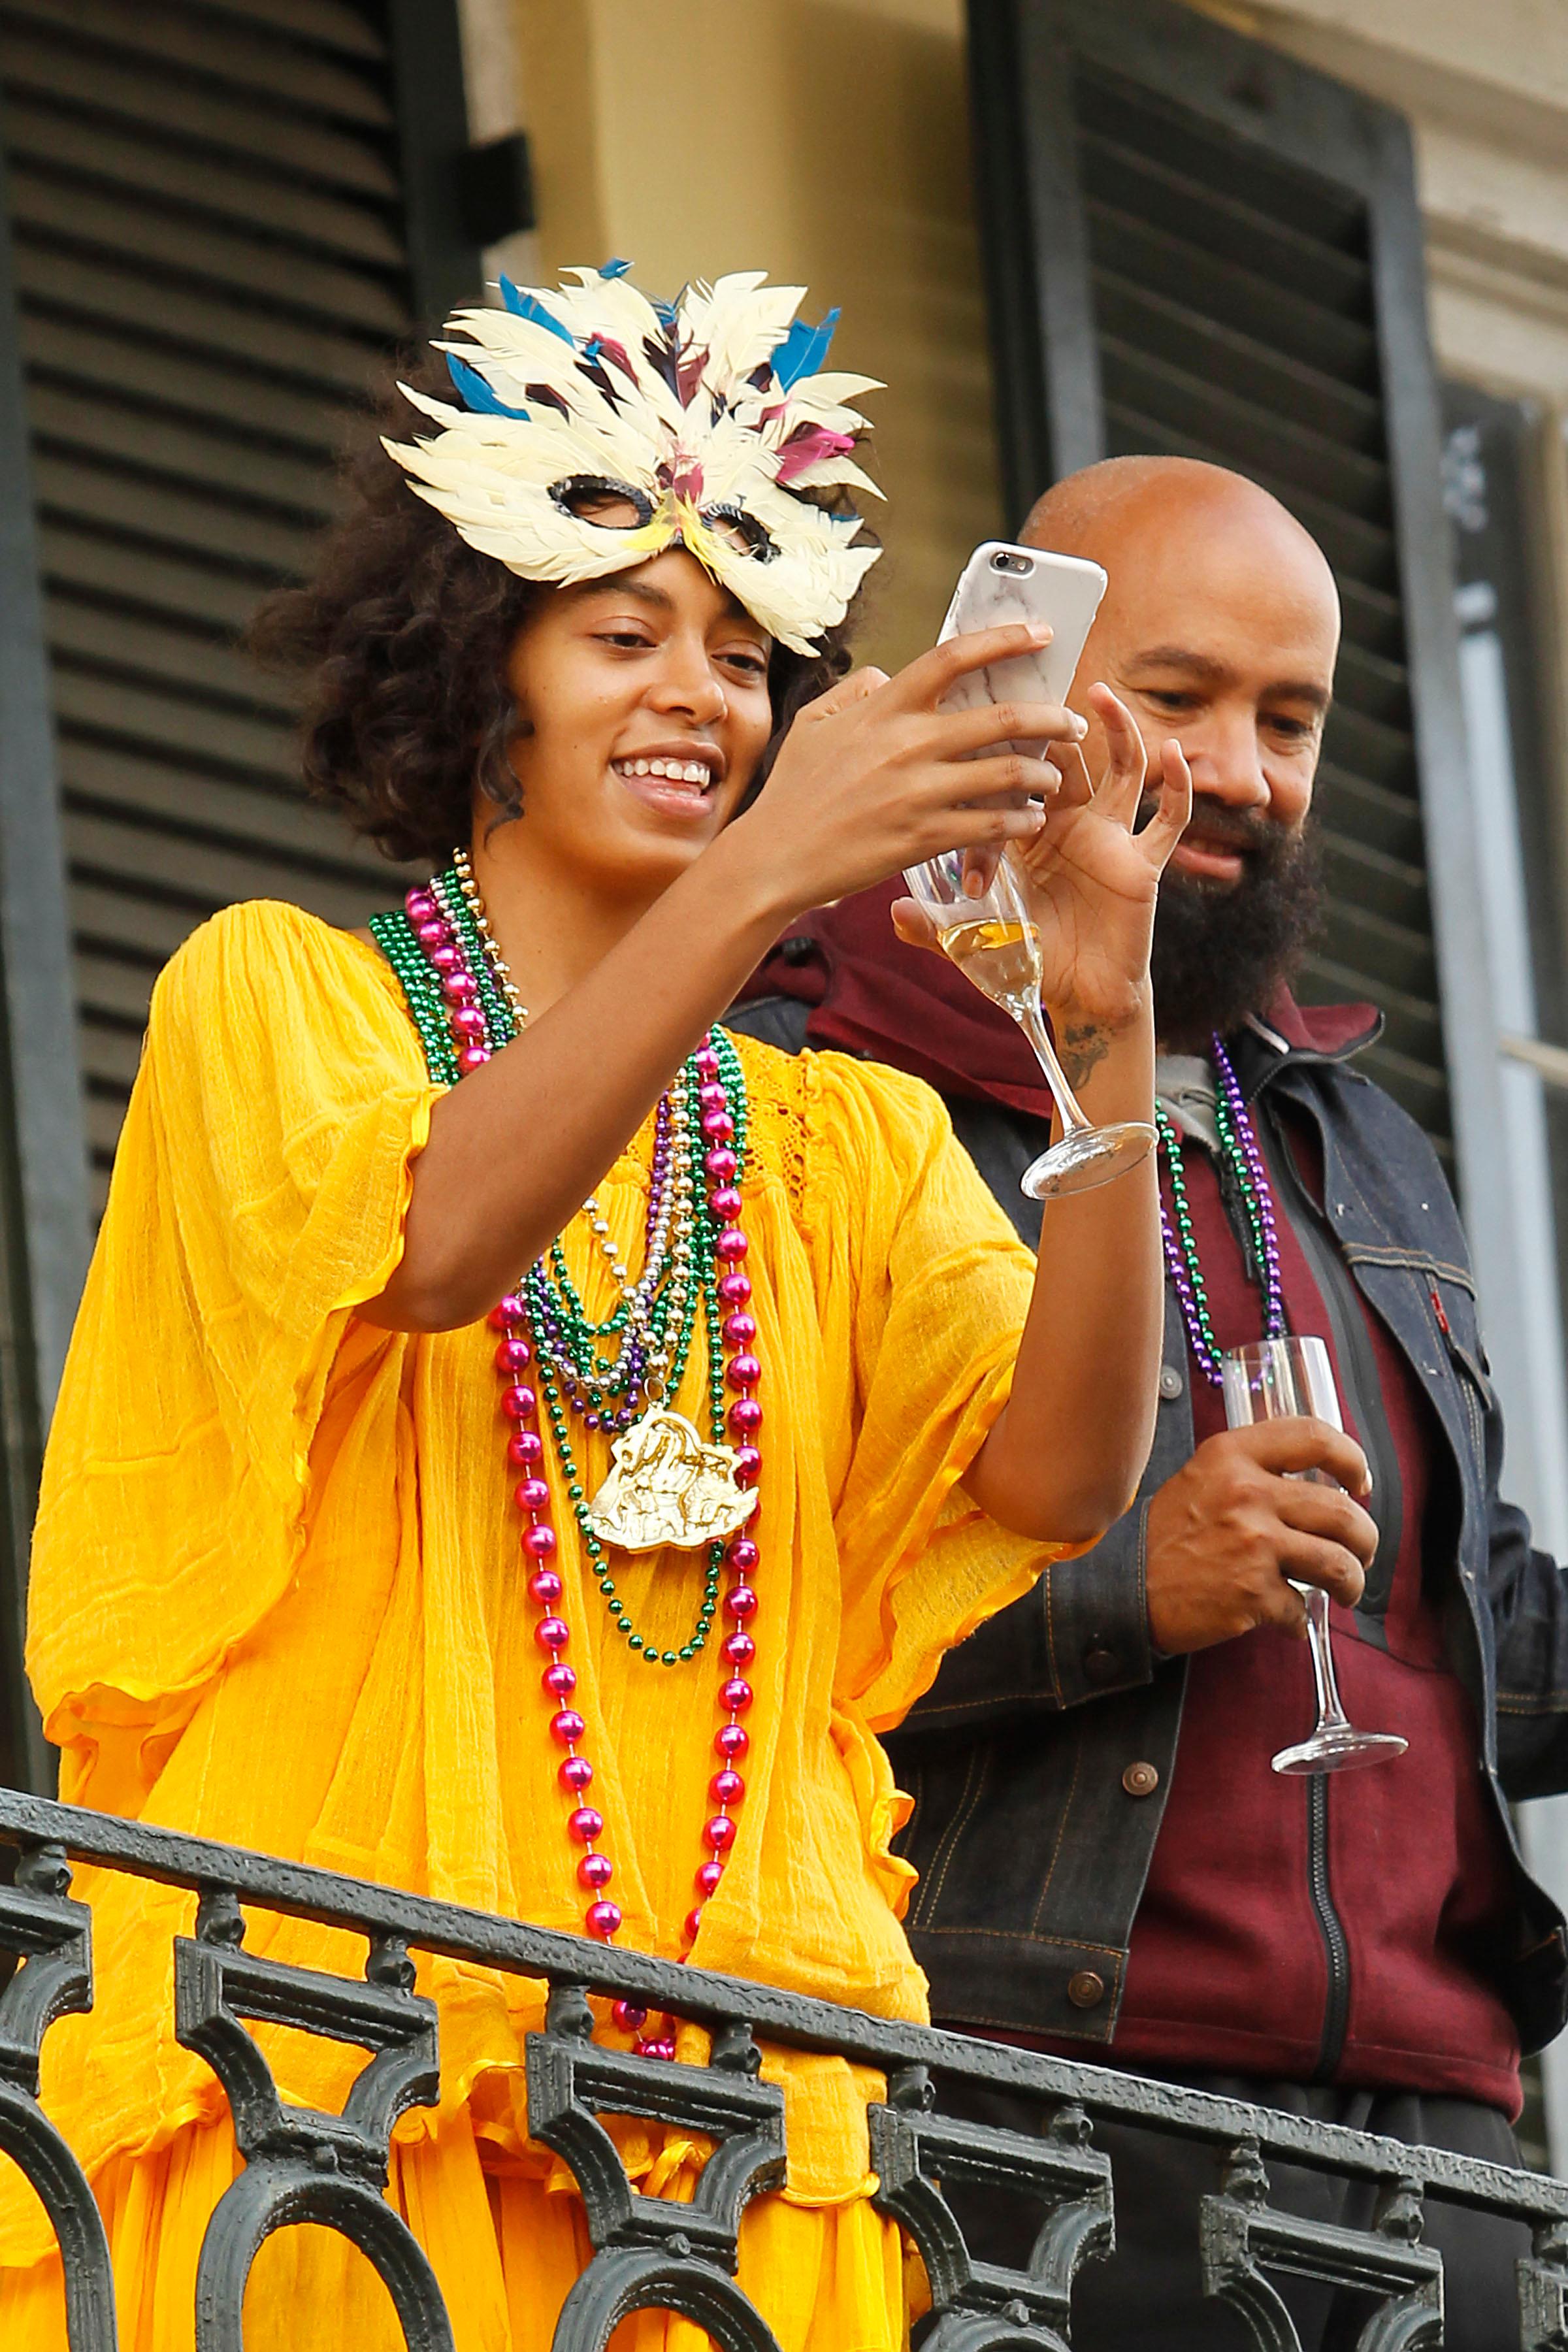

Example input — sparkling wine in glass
[904,847,1154,1198]
[1221,1336,1407,1775]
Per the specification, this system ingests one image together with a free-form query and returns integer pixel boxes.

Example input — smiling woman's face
[493,547,776,904]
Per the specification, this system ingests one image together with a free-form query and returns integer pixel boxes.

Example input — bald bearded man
[730,457,1568,2346]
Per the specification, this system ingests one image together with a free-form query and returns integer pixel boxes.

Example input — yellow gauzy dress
[1,900,1070,2352]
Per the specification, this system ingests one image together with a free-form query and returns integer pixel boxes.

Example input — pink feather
[776,425,856,484]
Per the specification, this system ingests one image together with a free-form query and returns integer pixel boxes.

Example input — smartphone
[938,540,1108,755]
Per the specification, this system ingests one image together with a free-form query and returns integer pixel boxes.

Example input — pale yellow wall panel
[513,0,1004,671]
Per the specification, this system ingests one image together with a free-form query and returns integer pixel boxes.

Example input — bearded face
[1145,796,1326,1049]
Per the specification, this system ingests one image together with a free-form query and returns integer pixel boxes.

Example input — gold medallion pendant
[584,1405,754,1553]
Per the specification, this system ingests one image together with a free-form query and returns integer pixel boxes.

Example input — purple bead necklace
[380,868,763,2058]
[1156,1034,1285,1386]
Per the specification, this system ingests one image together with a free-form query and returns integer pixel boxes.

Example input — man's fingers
[1275,1535,1368,1613]
[1139,740,1195,868]
[1045,739,1095,808]
[1084,684,1147,821]
[890,897,940,951]
[1274,1476,1379,1571]
[1256,1578,1310,1641]
[1230,1416,1372,1497]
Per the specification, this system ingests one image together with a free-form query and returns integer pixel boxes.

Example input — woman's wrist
[1040,983,1154,1092]
[697,811,820,938]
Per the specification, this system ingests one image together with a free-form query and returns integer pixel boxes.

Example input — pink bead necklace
[372,862,763,2055]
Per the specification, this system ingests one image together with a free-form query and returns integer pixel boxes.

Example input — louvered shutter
[0,0,474,1217]
[968,0,1486,1168]
[0,0,476,1789]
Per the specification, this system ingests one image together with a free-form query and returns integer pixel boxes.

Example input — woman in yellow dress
[3,267,1192,2349]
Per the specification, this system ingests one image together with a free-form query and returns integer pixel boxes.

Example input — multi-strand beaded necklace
[370,854,763,2053]
[1155,1032,1284,1385]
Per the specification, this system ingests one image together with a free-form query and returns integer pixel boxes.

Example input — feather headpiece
[384,262,882,655]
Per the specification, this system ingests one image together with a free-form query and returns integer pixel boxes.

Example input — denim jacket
[727,994,1568,2058]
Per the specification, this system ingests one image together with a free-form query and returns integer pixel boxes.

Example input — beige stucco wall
[491,0,1002,672]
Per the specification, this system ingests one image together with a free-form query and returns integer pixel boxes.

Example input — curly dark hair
[247,351,870,869]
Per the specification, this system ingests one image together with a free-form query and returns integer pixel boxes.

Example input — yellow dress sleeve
[802,1051,1068,1733]
[27,900,440,1765]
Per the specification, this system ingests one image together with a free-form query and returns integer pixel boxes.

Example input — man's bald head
[1019,456,1337,1043]
[1022,457,1339,657]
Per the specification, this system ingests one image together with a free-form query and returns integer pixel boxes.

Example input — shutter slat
[15,244,385,395]
[29,382,335,517]
[1,1,394,126]
[1103,401,1398,591]
[39,521,275,632]
[60,740,392,885]
[1092,269,1383,455]
[33,451,312,576]
[0,25,397,193]
[1079,127,1371,316]
[1314,762,1424,865]
[10,165,404,333]
[1074,59,1367,250]
[1320,829,1429,934]
[74,949,155,1026]
[1086,201,1377,387]
[3,94,403,267]
[53,665,301,785]
[46,595,299,714]
[1099,334,1392,522]
[182,0,385,60]
[65,808,387,929]
[22,313,353,454]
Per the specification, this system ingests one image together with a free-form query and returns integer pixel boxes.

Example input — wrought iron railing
[0,1788,1563,2350]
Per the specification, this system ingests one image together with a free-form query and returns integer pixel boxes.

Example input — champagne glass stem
[1016,998,1094,1139]
[1301,1584,1352,1735]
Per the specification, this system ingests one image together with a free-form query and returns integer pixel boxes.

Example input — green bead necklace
[370,860,751,1667]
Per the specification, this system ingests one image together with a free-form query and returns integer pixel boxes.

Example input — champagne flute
[902,847,1154,1198]
[1221,1336,1407,1775]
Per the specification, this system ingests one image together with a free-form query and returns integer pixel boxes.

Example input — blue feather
[498,275,575,342]
[599,257,634,278]
[446,353,529,418]
[772,307,840,389]
[651,298,679,331]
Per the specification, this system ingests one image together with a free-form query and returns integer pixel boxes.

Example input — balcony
[0,1786,1563,2349]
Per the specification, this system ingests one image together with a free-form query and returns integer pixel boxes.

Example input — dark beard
[1149,810,1325,1052]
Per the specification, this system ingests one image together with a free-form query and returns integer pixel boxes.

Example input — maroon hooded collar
[736,879,1379,1118]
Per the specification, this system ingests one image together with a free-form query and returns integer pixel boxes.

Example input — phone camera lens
[992,551,1032,575]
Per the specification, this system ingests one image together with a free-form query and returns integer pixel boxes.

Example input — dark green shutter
[0,0,479,1787]
[968,0,1480,1160]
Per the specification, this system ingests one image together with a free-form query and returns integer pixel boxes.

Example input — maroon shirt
[1074,1102,1522,2112]
[739,919,1523,2111]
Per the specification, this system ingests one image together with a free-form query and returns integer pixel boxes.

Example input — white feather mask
[384,263,882,655]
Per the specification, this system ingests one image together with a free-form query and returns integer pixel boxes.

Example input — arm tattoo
[1056,1021,1111,1090]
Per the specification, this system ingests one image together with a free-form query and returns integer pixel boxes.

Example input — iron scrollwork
[1520,2219,1568,2352]
[868,2067,1113,2351]
[1200,2139,1443,2352]
[525,1983,787,2352]
[0,1791,1563,2347]
[0,1842,117,2349]
[173,1894,449,2351]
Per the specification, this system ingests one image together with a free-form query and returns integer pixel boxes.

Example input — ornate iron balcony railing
[0,1786,1563,2350]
